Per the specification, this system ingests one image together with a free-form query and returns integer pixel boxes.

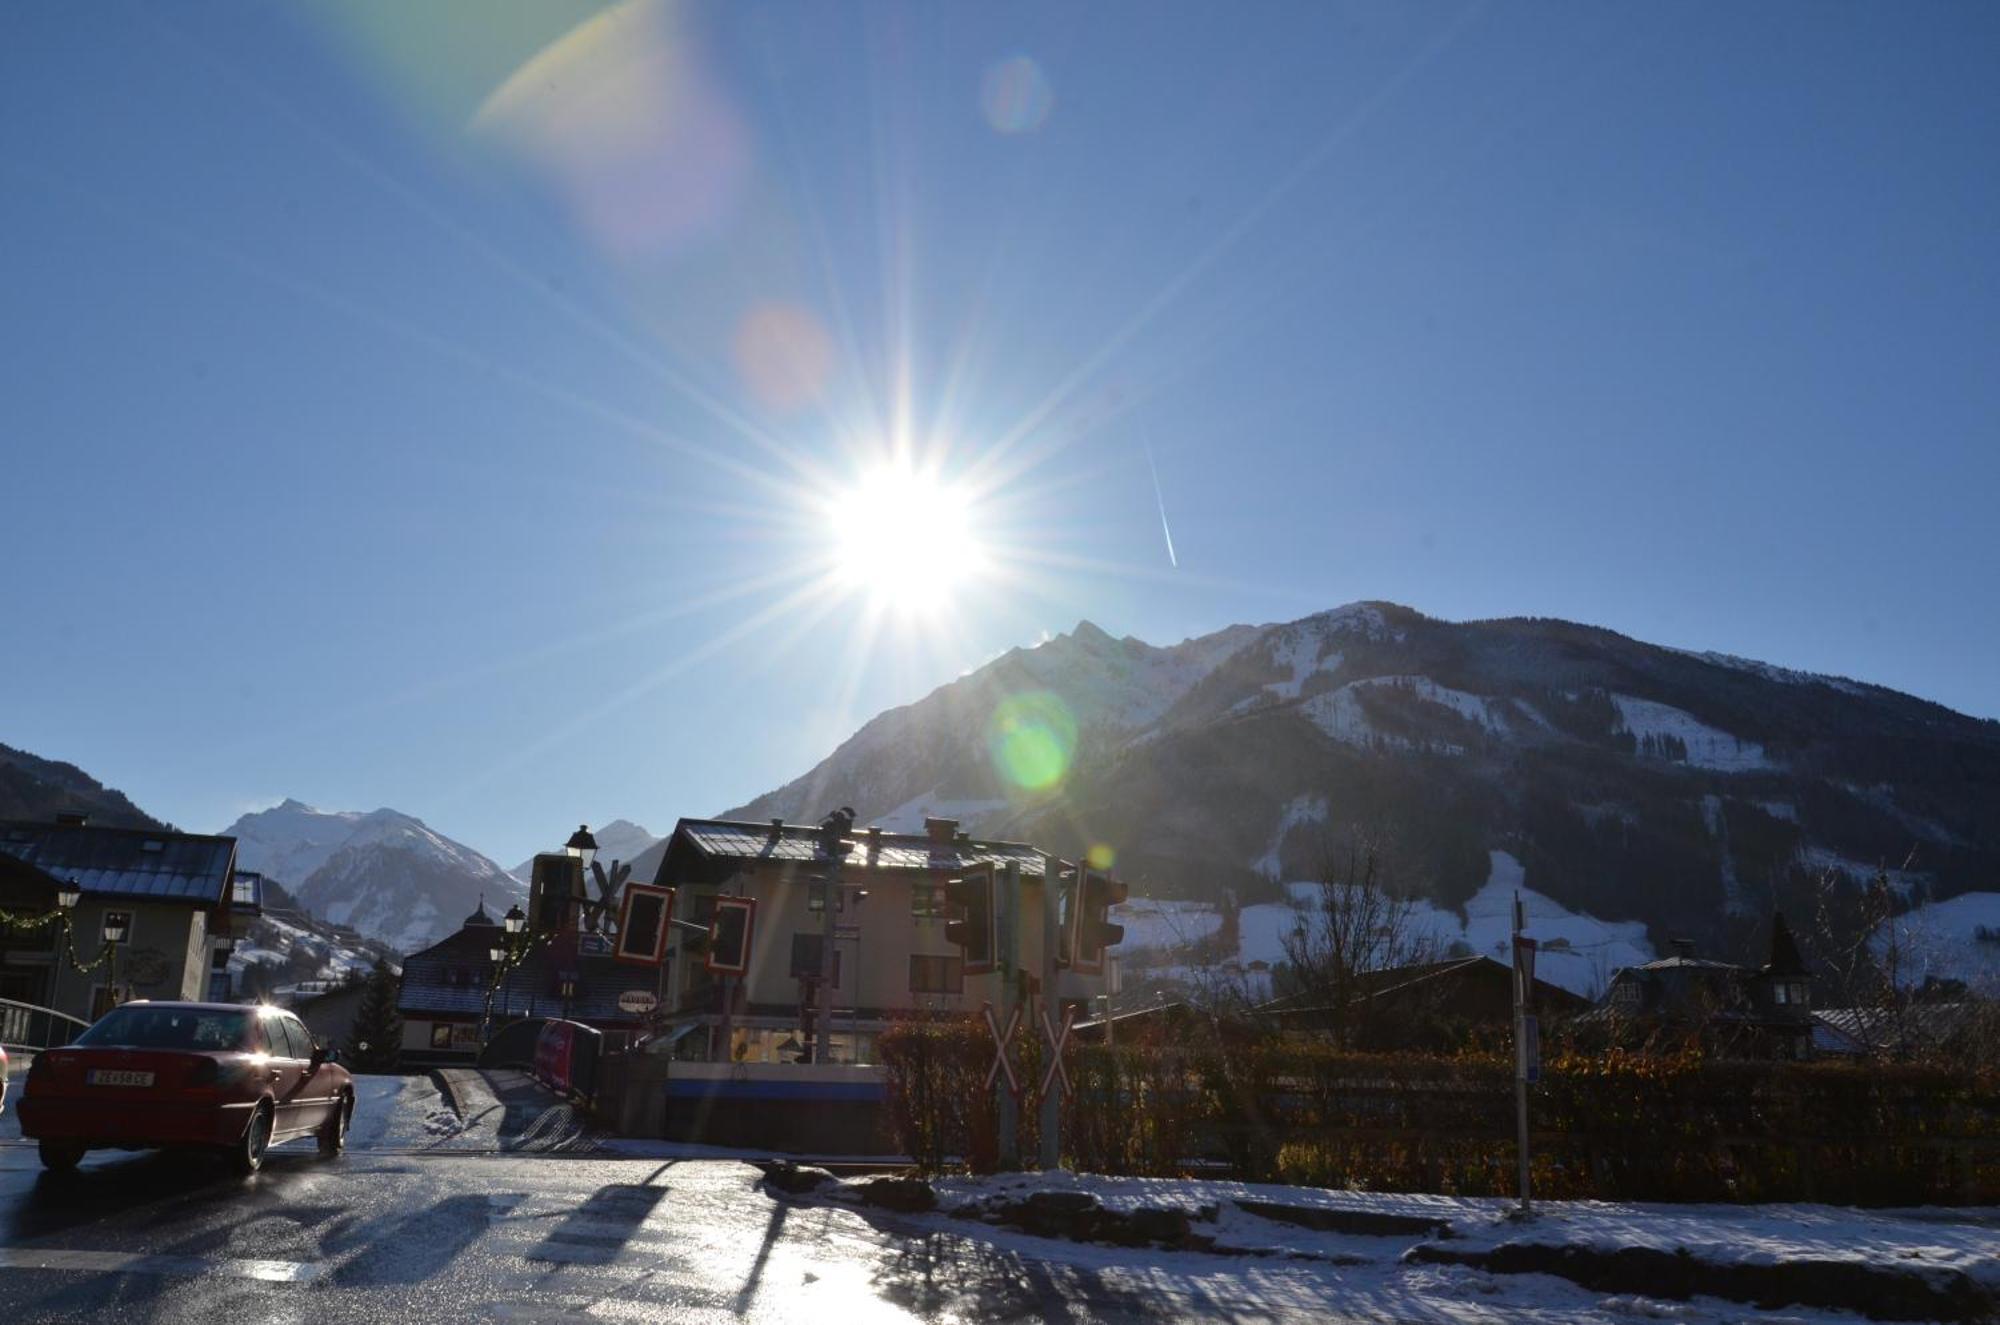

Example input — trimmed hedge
[877,1015,2000,1203]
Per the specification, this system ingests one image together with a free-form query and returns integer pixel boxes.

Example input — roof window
[141,839,166,853]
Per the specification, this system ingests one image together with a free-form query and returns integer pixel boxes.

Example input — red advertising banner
[534,1020,575,1096]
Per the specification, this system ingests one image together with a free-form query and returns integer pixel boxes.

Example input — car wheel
[231,1103,274,1176]
[38,1141,84,1173]
[317,1092,351,1157]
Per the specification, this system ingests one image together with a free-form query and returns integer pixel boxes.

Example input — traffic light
[613,883,675,966]
[705,896,757,974]
[1068,869,1127,974]
[943,862,996,974]
[529,853,585,933]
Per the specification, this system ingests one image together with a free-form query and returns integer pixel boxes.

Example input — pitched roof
[656,817,1056,886]
[1765,911,1808,976]
[0,819,234,906]
[397,924,651,1024]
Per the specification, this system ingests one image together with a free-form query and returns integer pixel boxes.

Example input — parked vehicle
[17,1001,353,1174]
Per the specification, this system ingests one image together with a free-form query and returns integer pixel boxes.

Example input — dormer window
[141,839,165,853]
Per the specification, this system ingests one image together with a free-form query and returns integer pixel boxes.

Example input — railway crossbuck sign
[1039,1005,1076,1099]
[982,1002,1022,1096]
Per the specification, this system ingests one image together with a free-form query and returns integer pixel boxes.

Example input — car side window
[266,1016,301,1061]
[288,1018,318,1060]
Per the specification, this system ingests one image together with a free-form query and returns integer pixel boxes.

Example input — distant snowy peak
[222,799,522,953]
[225,799,369,888]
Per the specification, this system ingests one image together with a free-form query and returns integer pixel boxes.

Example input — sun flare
[826,463,990,616]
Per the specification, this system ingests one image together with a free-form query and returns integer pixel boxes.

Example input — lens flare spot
[1086,843,1116,871]
[734,304,834,413]
[473,2,750,259]
[980,55,1054,135]
[987,692,1077,791]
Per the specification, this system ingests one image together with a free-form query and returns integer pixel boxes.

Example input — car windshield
[74,1007,253,1052]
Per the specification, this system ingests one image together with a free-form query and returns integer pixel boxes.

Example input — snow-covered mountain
[717,602,2000,984]
[510,818,659,884]
[223,800,524,953]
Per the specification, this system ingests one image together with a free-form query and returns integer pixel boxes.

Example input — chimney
[923,816,958,845]
[867,826,882,853]
[1669,938,1696,959]
[768,817,784,840]
[55,811,88,827]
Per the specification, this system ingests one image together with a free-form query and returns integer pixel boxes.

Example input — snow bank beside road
[813,1168,2000,1323]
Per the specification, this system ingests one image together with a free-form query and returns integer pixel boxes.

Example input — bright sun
[827,463,989,615]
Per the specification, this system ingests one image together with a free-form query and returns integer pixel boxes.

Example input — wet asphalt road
[0,1142,1164,1324]
[0,1117,1368,1325]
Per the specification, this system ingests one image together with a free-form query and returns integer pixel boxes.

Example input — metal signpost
[1511,892,1538,1215]
[997,861,1022,1167]
[1038,853,1063,1170]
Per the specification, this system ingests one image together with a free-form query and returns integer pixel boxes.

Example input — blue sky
[3,2,1995,865]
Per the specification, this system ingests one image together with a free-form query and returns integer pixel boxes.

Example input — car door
[261,1012,309,1139]
[284,1014,334,1132]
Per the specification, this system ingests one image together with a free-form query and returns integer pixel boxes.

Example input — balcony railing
[0,998,91,1053]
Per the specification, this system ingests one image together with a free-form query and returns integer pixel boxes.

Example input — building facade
[649,815,1117,1065]
[0,815,249,1023]
[1599,913,1814,1058]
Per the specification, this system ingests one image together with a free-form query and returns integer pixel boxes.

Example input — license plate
[87,1069,154,1087]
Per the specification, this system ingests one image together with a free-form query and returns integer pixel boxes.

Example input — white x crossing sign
[1038,1005,1077,1099]
[982,1002,1022,1097]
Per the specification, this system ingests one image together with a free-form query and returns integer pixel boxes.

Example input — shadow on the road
[323,1191,512,1286]
[730,1193,788,1315]
[527,1170,675,1268]
[3,1148,332,1245]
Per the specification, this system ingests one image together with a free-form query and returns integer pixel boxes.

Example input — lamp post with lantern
[100,909,130,1012]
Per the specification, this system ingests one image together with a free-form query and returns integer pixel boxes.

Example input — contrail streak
[1144,439,1179,569]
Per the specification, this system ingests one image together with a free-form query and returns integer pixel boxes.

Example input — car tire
[230,1103,274,1176]
[38,1141,84,1173]
[317,1092,351,1157]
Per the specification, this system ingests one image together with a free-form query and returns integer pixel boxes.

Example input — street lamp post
[565,826,598,873]
[53,880,80,1011]
[101,909,129,1009]
[482,904,532,1044]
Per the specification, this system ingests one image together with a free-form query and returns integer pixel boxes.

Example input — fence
[878,1016,2000,1204]
[0,998,89,1054]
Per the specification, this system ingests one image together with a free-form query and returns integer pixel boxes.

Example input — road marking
[0,1247,322,1282]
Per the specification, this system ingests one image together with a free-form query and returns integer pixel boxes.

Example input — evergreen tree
[347,960,403,1074]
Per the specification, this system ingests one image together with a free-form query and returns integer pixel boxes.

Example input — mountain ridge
[707,601,2000,975]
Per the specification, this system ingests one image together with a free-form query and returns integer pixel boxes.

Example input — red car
[18,1001,354,1174]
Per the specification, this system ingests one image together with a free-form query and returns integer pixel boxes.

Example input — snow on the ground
[1429,852,1650,997]
[1120,853,1650,1000]
[1383,676,1512,734]
[1796,845,1931,898]
[1756,800,1799,823]
[1300,683,1389,748]
[1609,695,1772,772]
[870,793,1011,834]
[824,1168,1999,1325]
[1263,626,1341,700]
[1299,676,1522,755]
[1254,795,1329,880]
[1872,892,2000,996]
